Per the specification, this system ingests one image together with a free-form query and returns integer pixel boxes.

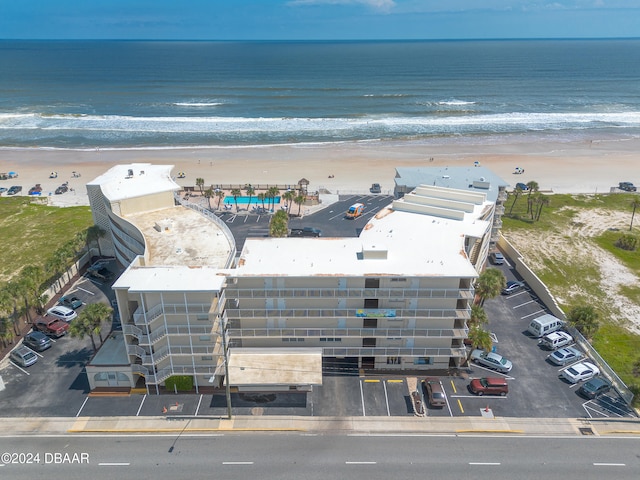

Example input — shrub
[615,234,638,251]
[165,375,193,392]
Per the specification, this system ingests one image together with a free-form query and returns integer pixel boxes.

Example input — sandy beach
[1,137,638,206]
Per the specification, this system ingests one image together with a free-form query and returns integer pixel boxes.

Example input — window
[201,356,213,361]
[387,357,401,365]
[320,338,342,342]
[390,278,407,282]
[365,278,380,289]
[199,336,211,341]
[282,338,305,342]
[413,357,433,365]
[196,314,209,321]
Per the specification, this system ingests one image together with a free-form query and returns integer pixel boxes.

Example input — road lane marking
[359,379,366,416]
[593,463,625,466]
[346,461,377,465]
[99,463,130,466]
[469,462,501,465]
[223,461,254,465]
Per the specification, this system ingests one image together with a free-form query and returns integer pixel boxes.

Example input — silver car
[470,349,513,373]
[548,346,583,366]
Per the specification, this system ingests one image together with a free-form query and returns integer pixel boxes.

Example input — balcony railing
[319,346,467,358]
[224,286,473,300]
[132,302,212,326]
[225,307,470,320]
[228,327,468,339]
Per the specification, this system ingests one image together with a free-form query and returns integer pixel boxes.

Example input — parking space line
[76,397,89,417]
[383,381,390,416]
[76,287,95,295]
[9,361,30,375]
[359,379,366,417]
[513,300,536,309]
[195,394,203,416]
[505,290,528,299]
[24,346,44,358]
[451,394,508,399]
[457,399,464,414]
[364,379,379,383]
[521,309,546,319]
[136,395,147,416]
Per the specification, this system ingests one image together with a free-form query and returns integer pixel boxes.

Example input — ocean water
[1,39,640,149]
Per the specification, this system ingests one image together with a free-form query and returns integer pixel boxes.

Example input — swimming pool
[223,196,281,205]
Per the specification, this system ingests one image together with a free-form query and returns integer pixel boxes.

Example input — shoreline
[1,136,638,207]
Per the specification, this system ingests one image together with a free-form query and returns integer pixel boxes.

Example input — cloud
[287,0,397,13]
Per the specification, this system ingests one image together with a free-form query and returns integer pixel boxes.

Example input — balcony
[224,287,474,301]
[225,307,470,320]
[228,327,468,339]
[132,303,212,326]
[319,346,467,358]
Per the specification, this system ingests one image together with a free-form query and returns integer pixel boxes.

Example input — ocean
[1,39,640,149]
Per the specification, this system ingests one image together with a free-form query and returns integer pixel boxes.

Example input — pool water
[223,196,281,205]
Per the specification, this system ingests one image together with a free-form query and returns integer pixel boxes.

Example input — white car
[46,305,77,322]
[561,361,600,384]
[539,331,573,351]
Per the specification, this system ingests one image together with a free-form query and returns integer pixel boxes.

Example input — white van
[527,314,564,338]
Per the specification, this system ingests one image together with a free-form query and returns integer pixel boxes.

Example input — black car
[55,184,69,195]
[578,377,612,399]
[7,185,22,195]
[23,331,52,352]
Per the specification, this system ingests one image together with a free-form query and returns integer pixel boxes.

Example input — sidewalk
[2,415,639,437]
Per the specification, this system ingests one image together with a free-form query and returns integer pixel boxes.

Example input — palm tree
[464,326,494,366]
[630,198,640,231]
[267,186,280,211]
[230,188,242,212]
[535,194,549,221]
[86,225,107,258]
[475,268,506,306]
[4,281,24,334]
[70,303,113,351]
[245,185,255,209]
[195,177,205,194]
[294,195,306,217]
[257,192,266,211]
[525,180,539,215]
[508,185,524,215]
[17,265,44,323]
[282,190,295,214]
[204,186,214,210]
[215,189,225,210]
[469,305,488,328]
[269,210,289,237]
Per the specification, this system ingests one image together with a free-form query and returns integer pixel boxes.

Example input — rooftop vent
[361,243,388,260]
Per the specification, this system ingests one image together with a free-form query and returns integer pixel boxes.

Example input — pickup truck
[34,317,69,338]
[619,181,637,192]
[289,227,322,237]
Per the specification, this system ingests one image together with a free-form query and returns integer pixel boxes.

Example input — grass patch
[593,230,640,273]
[592,323,640,386]
[0,197,93,281]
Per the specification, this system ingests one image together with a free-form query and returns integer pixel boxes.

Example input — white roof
[227,348,323,386]
[235,185,490,279]
[87,163,179,202]
[113,265,226,292]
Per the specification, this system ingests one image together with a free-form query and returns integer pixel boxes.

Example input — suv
[34,317,69,338]
[469,377,509,396]
[7,185,22,195]
[370,183,381,194]
[289,227,322,237]
[10,346,38,367]
[423,377,446,407]
[46,305,77,322]
[619,181,637,192]
[539,331,573,351]
[23,331,52,352]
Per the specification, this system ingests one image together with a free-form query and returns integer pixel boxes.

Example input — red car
[34,317,69,338]
[469,377,509,396]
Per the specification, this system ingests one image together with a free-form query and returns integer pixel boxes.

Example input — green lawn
[0,197,94,281]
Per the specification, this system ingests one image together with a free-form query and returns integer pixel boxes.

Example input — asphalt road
[0,434,639,479]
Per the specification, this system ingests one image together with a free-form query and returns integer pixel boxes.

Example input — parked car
[548,346,583,366]
[489,252,504,265]
[7,185,22,195]
[619,181,637,192]
[561,361,600,384]
[469,377,509,396]
[46,305,77,322]
[34,317,69,338]
[0,187,7,194]
[10,346,38,367]
[578,377,612,399]
[58,295,83,309]
[370,183,381,194]
[289,227,322,237]
[516,182,529,191]
[22,331,52,352]
[502,280,524,295]
[470,349,513,373]
[423,377,446,407]
[539,331,573,350]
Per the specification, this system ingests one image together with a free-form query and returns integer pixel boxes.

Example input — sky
[0,0,639,40]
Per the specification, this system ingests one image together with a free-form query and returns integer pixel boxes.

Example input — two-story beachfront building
[85,163,507,393]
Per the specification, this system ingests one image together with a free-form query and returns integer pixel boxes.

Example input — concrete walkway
[2,415,639,437]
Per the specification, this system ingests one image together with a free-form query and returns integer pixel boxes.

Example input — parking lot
[0,197,636,420]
